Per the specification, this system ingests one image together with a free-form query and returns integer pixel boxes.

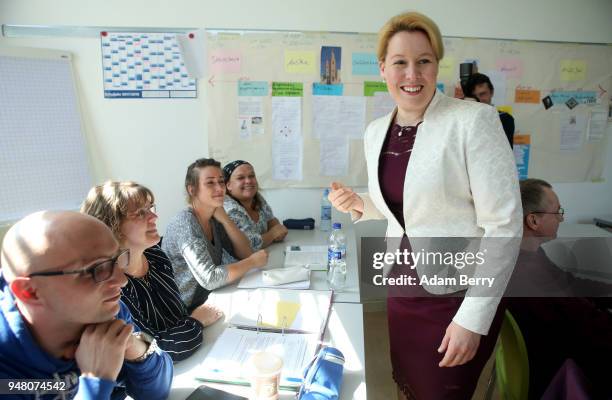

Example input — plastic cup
[247,352,283,400]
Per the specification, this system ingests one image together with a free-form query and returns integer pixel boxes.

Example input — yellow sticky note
[438,57,455,79]
[497,105,513,116]
[560,60,586,81]
[262,301,300,329]
[285,51,316,74]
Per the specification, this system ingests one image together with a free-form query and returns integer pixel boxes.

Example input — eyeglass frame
[27,248,130,283]
[126,203,157,220]
[531,207,565,217]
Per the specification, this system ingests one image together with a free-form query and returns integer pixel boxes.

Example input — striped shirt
[121,245,203,362]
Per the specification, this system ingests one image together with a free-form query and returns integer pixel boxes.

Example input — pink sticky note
[210,50,241,74]
[496,58,524,79]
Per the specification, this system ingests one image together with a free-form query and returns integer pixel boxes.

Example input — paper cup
[247,352,283,400]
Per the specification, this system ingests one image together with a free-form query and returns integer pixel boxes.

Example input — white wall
[1,0,611,244]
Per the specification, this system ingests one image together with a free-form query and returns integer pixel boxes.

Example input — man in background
[0,211,173,399]
[507,179,611,398]
[465,72,515,147]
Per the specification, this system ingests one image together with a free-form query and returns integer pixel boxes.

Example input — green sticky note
[272,82,303,97]
[364,81,388,96]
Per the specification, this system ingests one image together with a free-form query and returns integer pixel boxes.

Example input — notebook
[197,328,319,390]
[197,289,333,390]
[227,289,332,333]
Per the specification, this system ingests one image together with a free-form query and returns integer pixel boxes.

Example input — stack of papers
[284,245,328,271]
[197,328,319,389]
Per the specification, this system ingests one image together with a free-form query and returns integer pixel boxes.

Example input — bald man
[0,211,173,400]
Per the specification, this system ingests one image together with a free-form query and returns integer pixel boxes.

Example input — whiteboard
[0,47,92,222]
[203,30,612,188]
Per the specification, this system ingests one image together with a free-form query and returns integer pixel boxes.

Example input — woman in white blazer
[329,12,522,399]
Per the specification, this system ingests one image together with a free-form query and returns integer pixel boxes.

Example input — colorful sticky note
[209,50,241,74]
[438,57,455,79]
[364,81,387,96]
[514,88,541,104]
[313,83,343,96]
[272,82,303,97]
[560,60,586,81]
[284,51,316,74]
[352,53,379,75]
[550,91,597,106]
[238,81,268,96]
[497,105,513,116]
[496,58,524,78]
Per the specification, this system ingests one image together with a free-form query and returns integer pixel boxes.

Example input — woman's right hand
[248,249,268,269]
[329,182,364,214]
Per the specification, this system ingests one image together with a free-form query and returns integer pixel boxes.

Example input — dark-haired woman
[222,160,287,250]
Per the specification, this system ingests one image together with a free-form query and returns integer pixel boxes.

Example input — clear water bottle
[320,188,332,232]
[327,222,346,264]
[329,253,347,291]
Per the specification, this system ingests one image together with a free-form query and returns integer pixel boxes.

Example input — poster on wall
[101,32,197,99]
[513,134,531,180]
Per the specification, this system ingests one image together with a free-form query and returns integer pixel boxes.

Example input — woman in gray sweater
[163,158,268,310]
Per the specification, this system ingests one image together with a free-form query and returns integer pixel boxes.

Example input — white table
[260,228,361,304]
[169,302,366,400]
[542,223,612,282]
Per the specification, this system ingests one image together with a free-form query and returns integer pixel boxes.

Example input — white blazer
[358,90,523,335]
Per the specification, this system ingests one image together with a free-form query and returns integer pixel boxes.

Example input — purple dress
[379,122,505,399]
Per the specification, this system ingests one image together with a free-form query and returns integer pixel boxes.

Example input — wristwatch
[130,331,159,363]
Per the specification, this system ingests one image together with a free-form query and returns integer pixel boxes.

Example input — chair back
[495,310,529,400]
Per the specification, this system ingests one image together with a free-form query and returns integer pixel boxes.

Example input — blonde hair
[377,12,444,62]
[80,181,154,239]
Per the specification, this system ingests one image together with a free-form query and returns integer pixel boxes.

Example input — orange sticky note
[514,88,541,104]
[513,134,531,145]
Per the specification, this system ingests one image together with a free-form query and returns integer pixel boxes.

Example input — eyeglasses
[532,207,565,217]
[127,204,156,220]
[28,248,130,283]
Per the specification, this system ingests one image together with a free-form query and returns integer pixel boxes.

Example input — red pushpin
[188,33,195,39]
[101,31,108,37]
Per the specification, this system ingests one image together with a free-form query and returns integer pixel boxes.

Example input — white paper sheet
[311,96,366,139]
[238,96,264,139]
[272,97,303,180]
[198,327,319,388]
[587,108,608,142]
[560,114,586,151]
[284,245,328,270]
[371,92,396,121]
[176,29,208,79]
[483,70,507,106]
[320,132,349,177]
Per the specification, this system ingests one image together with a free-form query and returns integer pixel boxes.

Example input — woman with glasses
[162,158,268,310]
[327,12,522,399]
[222,160,288,250]
[81,181,222,362]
